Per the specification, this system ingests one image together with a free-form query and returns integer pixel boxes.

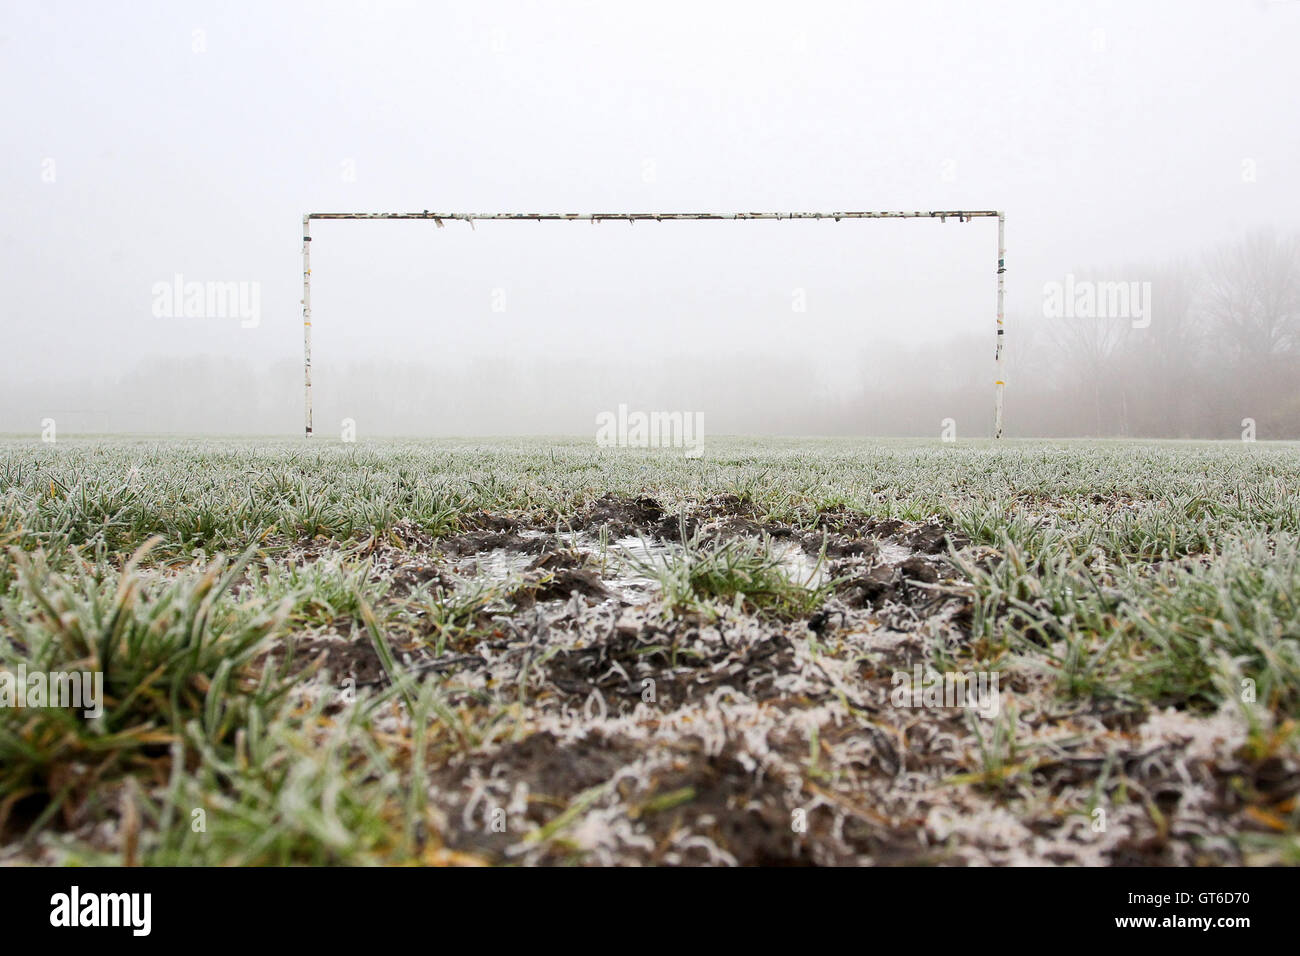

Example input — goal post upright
[302,215,313,438]
[994,211,1006,440]
[299,209,1005,439]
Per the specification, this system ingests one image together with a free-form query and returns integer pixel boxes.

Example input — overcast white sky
[2,0,1298,432]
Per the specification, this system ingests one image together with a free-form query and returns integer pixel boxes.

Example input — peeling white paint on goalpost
[302,215,312,438]
[995,213,1006,440]
[299,210,1007,439]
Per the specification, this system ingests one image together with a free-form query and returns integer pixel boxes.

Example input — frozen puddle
[446,532,668,604]
[452,548,535,580]
[606,536,830,601]
[445,531,841,607]
[771,540,831,587]
[876,541,913,564]
[450,530,562,579]
[603,536,672,602]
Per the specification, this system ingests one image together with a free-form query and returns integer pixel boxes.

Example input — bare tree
[1044,267,1134,435]
[1202,230,1300,363]
[1123,261,1202,436]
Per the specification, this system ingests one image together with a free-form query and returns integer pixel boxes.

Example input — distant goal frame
[300,210,1007,438]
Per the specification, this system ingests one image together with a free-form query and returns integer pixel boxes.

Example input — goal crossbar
[300,209,1007,438]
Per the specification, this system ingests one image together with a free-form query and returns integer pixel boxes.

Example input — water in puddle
[876,541,913,564]
[453,548,535,581]
[448,532,840,606]
[771,540,831,587]
[603,536,673,601]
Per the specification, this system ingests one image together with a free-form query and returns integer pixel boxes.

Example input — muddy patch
[510,551,613,607]
[254,496,1271,866]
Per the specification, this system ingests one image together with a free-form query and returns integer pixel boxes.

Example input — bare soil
[283,496,1270,865]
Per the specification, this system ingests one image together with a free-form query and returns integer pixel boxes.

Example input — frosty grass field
[1,436,1298,866]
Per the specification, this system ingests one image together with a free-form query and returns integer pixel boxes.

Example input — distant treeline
[5,232,1297,440]
[1002,230,1300,439]
[835,229,1300,439]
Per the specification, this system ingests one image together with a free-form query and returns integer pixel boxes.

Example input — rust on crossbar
[307,211,1000,222]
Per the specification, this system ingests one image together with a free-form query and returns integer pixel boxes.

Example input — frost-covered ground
[0,437,1297,865]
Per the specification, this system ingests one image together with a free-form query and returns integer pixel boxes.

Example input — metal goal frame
[300,210,1007,438]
